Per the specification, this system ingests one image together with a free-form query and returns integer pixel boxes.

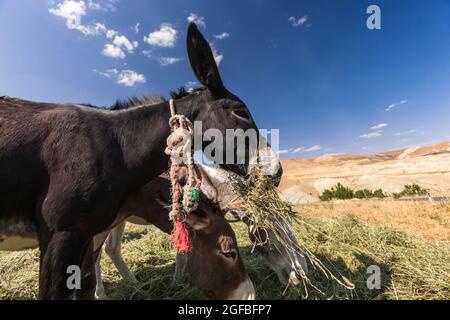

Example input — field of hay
[0,200,449,300]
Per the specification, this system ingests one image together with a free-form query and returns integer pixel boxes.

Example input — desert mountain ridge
[279,141,450,204]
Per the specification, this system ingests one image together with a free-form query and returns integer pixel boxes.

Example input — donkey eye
[232,108,250,121]
[221,251,237,259]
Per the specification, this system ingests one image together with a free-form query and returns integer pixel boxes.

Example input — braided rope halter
[165,99,201,253]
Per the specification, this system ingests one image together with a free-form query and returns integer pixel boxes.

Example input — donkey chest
[0,218,38,251]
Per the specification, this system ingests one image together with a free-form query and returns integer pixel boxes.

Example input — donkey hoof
[173,274,189,285]
[95,293,111,300]
[127,279,139,285]
[124,276,139,285]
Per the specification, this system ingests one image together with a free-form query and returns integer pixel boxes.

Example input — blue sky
[0,0,449,158]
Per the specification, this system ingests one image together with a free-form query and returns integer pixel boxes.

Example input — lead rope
[165,99,201,253]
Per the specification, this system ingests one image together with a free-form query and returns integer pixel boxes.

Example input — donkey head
[196,164,308,285]
[182,196,255,300]
[176,23,282,181]
[153,186,254,300]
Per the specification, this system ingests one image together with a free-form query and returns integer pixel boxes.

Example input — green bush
[333,183,354,200]
[319,189,334,201]
[355,189,373,199]
[320,185,387,201]
[320,183,353,201]
[393,184,429,199]
[373,189,387,198]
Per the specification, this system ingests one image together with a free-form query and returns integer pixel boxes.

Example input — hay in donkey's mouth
[229,166,355,297]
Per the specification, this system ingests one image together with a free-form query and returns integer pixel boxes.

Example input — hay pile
[0,215,449,299]
[0,167,448,299]
[229,167,355,296]
[240,214,450,300]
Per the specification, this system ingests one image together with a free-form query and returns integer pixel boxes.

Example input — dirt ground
[297,200,450,242]
[280,142,450,204]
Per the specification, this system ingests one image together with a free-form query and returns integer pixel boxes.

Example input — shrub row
[319,183,427,201]
[392,184,429,199]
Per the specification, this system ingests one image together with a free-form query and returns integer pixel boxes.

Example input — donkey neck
[112,99,198,183]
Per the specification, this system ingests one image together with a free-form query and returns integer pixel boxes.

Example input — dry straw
[229,166,355,297]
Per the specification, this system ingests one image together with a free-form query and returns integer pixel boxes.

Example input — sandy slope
[279,142,450,204]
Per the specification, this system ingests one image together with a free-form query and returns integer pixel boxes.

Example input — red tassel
[171,221,192,253]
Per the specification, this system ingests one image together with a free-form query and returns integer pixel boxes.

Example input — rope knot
[165,99,201,253]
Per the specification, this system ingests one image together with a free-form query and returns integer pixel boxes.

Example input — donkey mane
[0,86,203,112]
[110,87,203,110]
[110,95,165,110]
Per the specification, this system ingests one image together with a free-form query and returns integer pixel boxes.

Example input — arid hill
[280,142,450,204]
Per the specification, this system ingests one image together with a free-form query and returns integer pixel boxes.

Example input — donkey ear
[187,22,224,92]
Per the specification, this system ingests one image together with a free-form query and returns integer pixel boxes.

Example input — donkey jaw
[226,277,256,300]
[254,144,281,175]
[271,252,309,286]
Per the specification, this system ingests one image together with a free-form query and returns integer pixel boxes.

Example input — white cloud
[50,1,140,61]
[102,35,138,59]
[113,35,138,52]
[102,44,125,59]
[141,49,152,57]
[49,0,93,34]
[94,68,118,78]
[214,32,230,40]
[304,145,322,152]
[87,0,102,10]
[395,129,419,136]
[141,50,183,66]
[90,22,106,33]
[370,123,389,130]
[157,56,183,66]
[87,0,117,11]
[144,23,178,48]
[106,29,118,38]
[277,145,321,155]
[76,22,111,36]
[49,1,118,37]
[185,81,197,92]
[213,50,223,65]
[292,147,305,153]
[134,22,140,34]
[95,69,145,86]
[360,131,383,139]
[360,123,389,138]
[49,0,86,21]
[117,70,145,86]
[288,15,310,27]
[187,13,206,28]
[209,42,223,65]
[385,99,408,112]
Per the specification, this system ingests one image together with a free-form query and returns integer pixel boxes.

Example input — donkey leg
[105,222,138,284]
[38,230,90,300]
[92,230,112,299]
[75,241,97,300]
[173,253,189,284]
[94,249,110,300]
